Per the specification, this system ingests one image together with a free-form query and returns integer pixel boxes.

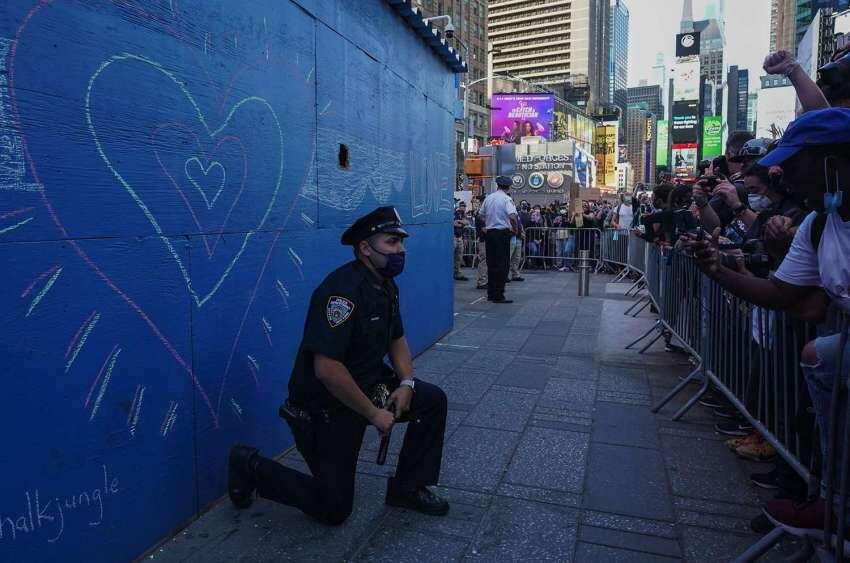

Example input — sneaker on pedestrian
[453,275,469,281]
[735,435,776,463]
[698,392,724,409]
[750,513,776,534]
[750,469,780,490]
[557,266,567,272]
[713,407,737,419]
[725,431,759,451]
[715,420,749,437]
[763,498,837,541]
[511,276,525,281]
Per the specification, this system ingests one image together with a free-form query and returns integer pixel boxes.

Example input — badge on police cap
[326,296,355,327]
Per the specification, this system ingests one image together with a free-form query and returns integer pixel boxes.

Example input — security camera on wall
[444,22,455,39]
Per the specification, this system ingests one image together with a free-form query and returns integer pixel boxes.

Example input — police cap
[495,175,512,188]
[341,206,409,246]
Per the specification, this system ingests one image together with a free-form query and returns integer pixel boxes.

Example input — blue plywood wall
[0,1,456,560]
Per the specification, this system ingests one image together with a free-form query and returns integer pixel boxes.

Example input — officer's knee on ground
[430,384,448,416]
[436,385,447,411]
[319,502,353,526]
[802,339,820,366]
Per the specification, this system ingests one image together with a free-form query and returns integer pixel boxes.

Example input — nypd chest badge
[326,296,355,328]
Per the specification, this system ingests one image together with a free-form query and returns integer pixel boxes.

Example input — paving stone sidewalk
[148,269,799,562]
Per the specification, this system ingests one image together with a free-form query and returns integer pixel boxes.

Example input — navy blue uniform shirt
[288,260,404,411]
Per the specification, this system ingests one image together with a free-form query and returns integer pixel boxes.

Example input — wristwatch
[399,379,415,392]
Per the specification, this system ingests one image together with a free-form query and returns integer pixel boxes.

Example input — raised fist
[763,50,798,76]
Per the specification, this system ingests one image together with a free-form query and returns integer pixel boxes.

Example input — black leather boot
[385,477,449,516]
[228,445,259,509]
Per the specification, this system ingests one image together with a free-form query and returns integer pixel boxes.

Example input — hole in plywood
[338,144,350,169]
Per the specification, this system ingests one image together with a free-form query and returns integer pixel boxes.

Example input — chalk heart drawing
[86,53,284,308]
[184,157,226,210]
[151,125,249,260]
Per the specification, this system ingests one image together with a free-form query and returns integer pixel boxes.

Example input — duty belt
[278,399,330,424]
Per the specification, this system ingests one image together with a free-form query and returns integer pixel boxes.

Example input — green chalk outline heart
[85,53,284,308]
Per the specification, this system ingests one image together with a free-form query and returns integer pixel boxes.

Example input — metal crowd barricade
[599,228,630,270]
[644,242,662,308]
[602,230,850,559]
[520,227,601,271]
[461,226,478,266]
[627,232,646,275]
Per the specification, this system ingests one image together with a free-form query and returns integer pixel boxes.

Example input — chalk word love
[0,465,120,544]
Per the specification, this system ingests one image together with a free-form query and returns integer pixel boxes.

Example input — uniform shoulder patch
[326,296,355,328]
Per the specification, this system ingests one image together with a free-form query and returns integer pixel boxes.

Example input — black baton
[377,433,390,465]
[371,384,393,466]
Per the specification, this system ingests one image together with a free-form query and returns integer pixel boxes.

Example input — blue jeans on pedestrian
[802,329,850,498]
[558,237,575,269]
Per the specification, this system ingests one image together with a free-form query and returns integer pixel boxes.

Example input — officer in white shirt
[684,108,850,536]
[478,176,519,303]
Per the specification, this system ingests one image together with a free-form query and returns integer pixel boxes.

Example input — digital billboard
[491,141,574,196]
[491,93,555,141]
[656,119,669,166]
[594,123,617,187]
[702,116,723,159]
[673,59,701,102]
[675,32,701,57]
[672,143,698,178]
[671,100,699,144]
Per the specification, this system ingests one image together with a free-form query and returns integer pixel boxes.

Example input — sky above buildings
[627,0,772,91]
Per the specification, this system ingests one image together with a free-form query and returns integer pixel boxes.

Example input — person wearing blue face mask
[228,206,450,526]
[684,108,850,541]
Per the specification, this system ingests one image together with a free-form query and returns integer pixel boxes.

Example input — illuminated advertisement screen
[594,124,617,187]
[672,143,698,178]
[675,32,701,57]
[491,93,555,141]
[702,116,723,159]
[656,119,669,166]
[673,59,701,102]
[671,100,699,144]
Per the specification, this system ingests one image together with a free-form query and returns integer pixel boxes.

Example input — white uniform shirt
[479,190,517,230]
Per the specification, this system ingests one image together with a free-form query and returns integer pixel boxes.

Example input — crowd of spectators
[653,47,850,544]
[451,44,850,547]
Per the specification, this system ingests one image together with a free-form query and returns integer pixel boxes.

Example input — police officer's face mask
[366,241,406,278]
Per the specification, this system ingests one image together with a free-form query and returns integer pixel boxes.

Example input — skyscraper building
[775,0,850,55]
[770,0,798,52]
[488,0,611,112]
[652,52,668,117]
[608,0,630,142]
[726,66,750,133]
[625,108,657,187]
[627,85,664,119]
[681,0,694,33]
[680,0,725,117]
[416,0,488,159]
[796,0,850,48]
[747,92,758,133]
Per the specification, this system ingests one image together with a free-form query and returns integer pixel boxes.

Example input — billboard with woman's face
[490,94,555,141]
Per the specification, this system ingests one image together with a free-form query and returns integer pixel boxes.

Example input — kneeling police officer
[228,206,450,524]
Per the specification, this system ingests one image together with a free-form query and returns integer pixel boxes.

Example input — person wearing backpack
[611,194,634,230]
